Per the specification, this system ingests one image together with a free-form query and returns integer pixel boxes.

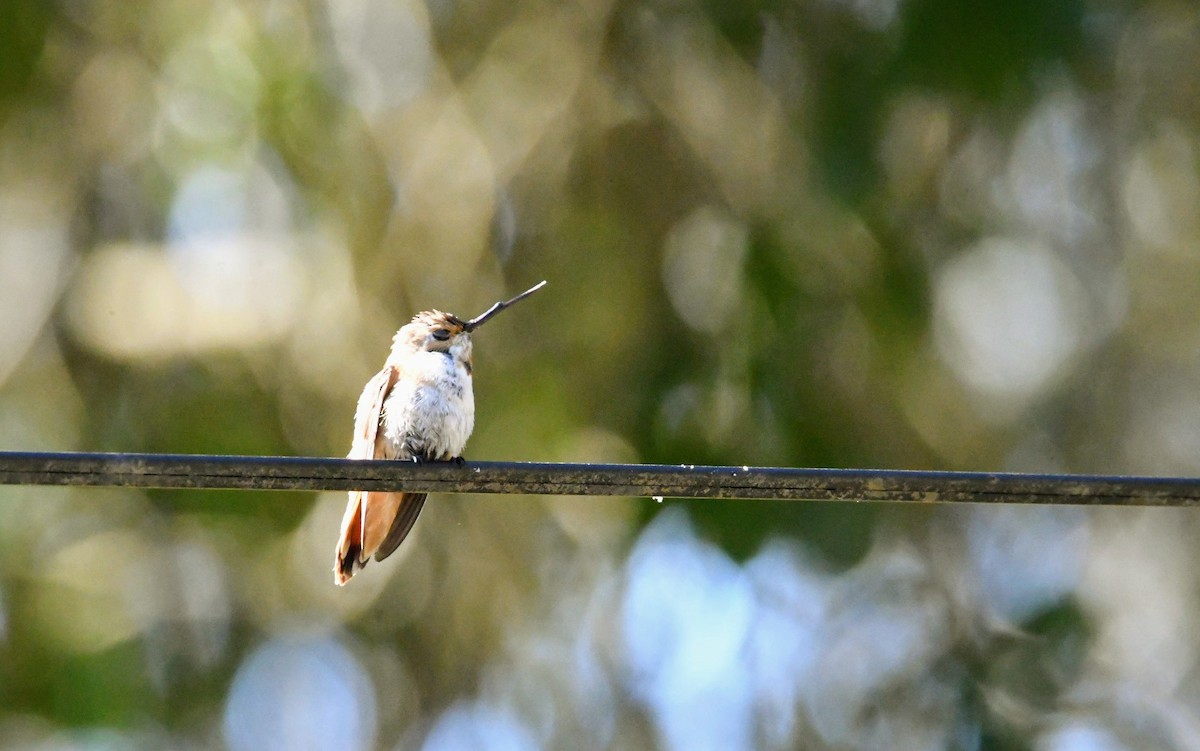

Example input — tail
[373,492,427,563]
[333,490,428,585]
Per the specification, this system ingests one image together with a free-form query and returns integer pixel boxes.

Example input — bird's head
[389,281,546,361]
[399,310,470,356]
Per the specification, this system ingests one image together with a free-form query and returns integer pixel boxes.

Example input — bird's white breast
[381,347,475,461]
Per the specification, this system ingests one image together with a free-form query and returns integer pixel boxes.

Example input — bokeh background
[2,0,1200,748]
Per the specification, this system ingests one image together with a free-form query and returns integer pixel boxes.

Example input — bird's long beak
[463,280,547,332]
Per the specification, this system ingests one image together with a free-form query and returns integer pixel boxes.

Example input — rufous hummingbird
[334,280,547,585]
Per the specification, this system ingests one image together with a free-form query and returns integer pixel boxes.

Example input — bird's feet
[395,455,463,466]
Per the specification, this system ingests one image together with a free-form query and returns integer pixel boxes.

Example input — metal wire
[1,451,1199,505]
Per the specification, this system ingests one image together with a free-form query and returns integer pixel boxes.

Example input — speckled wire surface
[2,451,1198,505]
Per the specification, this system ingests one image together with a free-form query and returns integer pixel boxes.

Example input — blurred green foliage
[2,0,1200,749]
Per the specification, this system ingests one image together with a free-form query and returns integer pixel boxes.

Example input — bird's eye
[431,329,451,341]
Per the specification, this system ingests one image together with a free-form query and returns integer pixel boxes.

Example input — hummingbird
[334,280,547,585]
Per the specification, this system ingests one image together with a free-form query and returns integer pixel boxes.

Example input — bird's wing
[373,492,428,563]
[348,365,400,461]
[335,365,402,585]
